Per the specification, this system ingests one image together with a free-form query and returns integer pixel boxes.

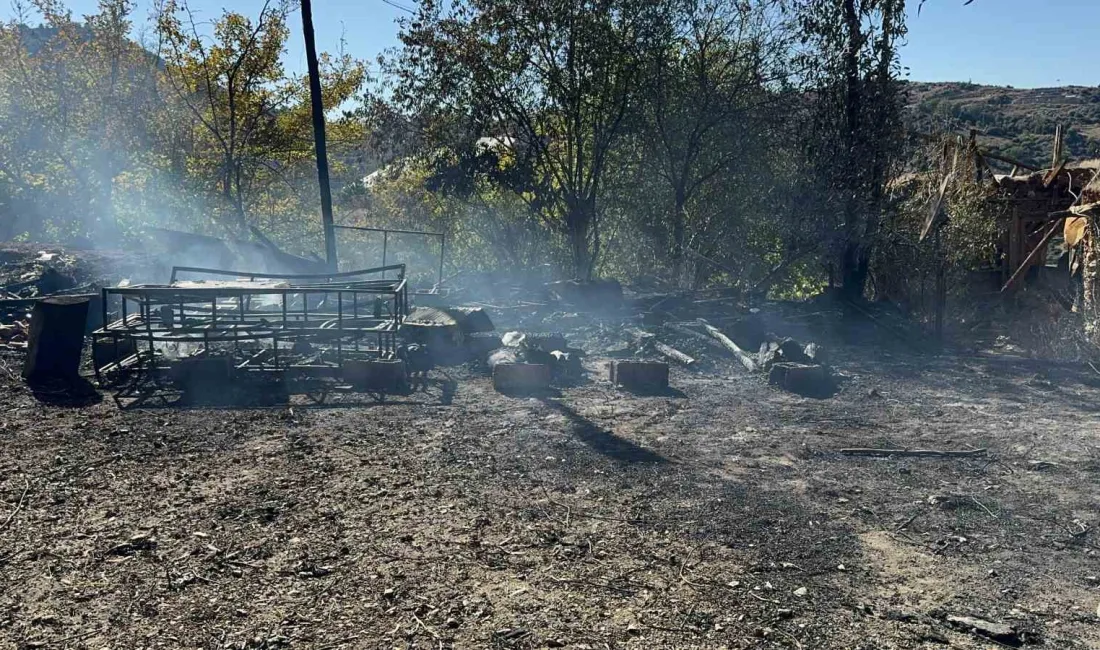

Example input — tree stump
[768,362,834,398]
[22,296,90,382]
[610,360,670,390]
[493,363,551,394]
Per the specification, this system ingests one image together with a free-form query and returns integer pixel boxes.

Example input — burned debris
[0,234,854,404]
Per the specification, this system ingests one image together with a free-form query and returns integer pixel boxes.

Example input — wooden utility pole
[300,0,338,271]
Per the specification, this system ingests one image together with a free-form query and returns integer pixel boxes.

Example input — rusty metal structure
[92,264,409,387]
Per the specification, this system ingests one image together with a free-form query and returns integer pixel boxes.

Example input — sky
[5,0,1100,89]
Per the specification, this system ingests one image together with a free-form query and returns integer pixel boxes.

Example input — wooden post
[300,0,338,272]
[1053,124,1064,169]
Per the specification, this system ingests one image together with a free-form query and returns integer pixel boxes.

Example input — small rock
[546,639,566,648]
[793,587,808,597]
[382,588,395,598]
[837,564,846,571]
[627,622,641,635]
[777,609,794,619]
[445,617,460,629]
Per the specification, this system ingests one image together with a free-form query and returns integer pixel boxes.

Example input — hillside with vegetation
[907,81,1100,168]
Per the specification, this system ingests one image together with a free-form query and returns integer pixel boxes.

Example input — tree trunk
[839,240,869,301]
[567,198,596,280]
[837,0,867,302]
[671,187,687,286]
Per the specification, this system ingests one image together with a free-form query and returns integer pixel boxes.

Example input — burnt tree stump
[22,296,90,382]
[610,360,670,390]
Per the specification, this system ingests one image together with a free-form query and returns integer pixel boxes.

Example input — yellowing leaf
[1065,216,1088,248]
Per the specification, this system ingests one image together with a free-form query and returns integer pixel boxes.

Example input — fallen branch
[665,323,728,351]
[698,319,757,372]
[840,448,987,458]
[653,341,695,366]
[627,328,695,366]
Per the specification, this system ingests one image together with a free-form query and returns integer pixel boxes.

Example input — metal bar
[332,225,445,237]
[168,264,406,283]
[100,288,108,337]
[438,232,446,287]
[382,230,389,272]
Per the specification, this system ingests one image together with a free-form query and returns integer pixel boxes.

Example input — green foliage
[0,0,364,256]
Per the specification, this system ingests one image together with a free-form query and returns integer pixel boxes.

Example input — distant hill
[906,81,1100,169]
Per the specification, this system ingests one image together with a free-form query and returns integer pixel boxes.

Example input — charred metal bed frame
[92,264,409,385]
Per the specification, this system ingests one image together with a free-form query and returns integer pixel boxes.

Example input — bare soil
[2,300,1100,649]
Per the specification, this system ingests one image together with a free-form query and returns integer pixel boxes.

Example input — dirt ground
[2,300,1100,649]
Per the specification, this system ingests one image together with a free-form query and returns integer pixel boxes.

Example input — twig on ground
[894,512,920,532]
[679,561,706,589]
[0,475,29,531]
[411,612,440,640]
[772,626,805,650]
[748,591,780,605]
[970,496,999,519]
[840,448,987,458]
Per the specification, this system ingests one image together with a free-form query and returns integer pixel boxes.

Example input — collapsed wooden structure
[923,129,1100,295]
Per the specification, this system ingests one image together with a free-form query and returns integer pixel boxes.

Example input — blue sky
[6,0,1099,89]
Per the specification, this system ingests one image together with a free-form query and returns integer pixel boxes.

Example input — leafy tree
[385,0,663,279]
[155,0,365,240]
[0,0,160,241]
[636,0,790,286]
[796,0,907,299]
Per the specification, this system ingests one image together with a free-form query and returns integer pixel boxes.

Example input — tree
[386,0,660,279]
[154,0,365,241]
[0,0,160,241]
[156,0,295,233]
[796,0,907,299]
[637,0,790,286]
